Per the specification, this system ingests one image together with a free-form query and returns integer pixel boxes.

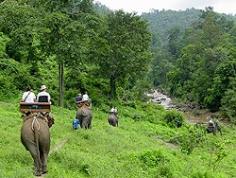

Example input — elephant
[76,106,92,129]
[206,120,222,135]
[108,113,118,127]
[21,113,52,176]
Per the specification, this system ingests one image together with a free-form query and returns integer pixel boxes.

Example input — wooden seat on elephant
[20,102,51,113]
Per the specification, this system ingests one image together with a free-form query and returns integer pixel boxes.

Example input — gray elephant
[108,108,118,127]
[76,106,92,129]
[206,119,222,135]
[21,113,52,176]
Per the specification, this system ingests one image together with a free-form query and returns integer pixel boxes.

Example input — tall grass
[0,101,235,177]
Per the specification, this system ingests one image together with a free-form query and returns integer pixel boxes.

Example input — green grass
[0,101,236,178]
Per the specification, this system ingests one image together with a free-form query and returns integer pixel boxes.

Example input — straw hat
[40,85,47,91]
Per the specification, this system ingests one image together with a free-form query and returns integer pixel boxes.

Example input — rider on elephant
[37,85,51,103]
[75,95,92,129]
[21,86,36,103]
[76,92,92,109]
[108,107,118,127]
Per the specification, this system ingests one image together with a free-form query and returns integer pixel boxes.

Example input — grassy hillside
[0,101,236,178]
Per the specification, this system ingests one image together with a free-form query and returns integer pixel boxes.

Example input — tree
[33,0,100,107]
[167,27,182,57]
[97,10,151,98]
[0,1,40,63]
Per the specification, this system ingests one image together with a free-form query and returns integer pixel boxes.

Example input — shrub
[164,110,185,128]
[171,125,206,154]
[156,164,173,178]
[132,113,143,122]
[139,150,169,167]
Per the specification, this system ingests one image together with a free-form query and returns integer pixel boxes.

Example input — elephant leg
[82,120,87,129]
[40,150,48,174]
[213,128,217,135]
[88,120,92,129]
[79,118,83,128]
[27,143,42,176]
[39,136,50,174]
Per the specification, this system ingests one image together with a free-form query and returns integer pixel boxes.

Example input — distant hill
[141,8,202,48]
[94,2,111,15]
[142,8,236,48]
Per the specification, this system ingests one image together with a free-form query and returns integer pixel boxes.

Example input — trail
[34,138,69,177]
[49,138,68,156]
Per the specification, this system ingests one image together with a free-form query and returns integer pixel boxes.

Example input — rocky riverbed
[146,89,176,109]
[146,89,215,123]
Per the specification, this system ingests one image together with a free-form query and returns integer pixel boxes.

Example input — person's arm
[33,93,36,102]
[36,93,40,102]
[48,93,51,104]
[21,93,26,101]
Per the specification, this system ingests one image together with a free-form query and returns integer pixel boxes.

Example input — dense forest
[143,8,236,123]
[0,1,236,123]
[0,0,151,108]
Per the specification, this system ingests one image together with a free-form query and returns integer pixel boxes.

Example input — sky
[95,0,236,15]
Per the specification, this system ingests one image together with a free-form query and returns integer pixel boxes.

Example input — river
[146,89,214,124]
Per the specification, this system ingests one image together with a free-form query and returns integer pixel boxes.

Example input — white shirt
[22,91,36,103]
[82,94,89,101]
[37,91,51,103]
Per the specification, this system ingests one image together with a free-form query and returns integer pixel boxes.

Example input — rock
[146,89,176,109]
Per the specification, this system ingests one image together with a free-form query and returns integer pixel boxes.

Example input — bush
[169,125,206,154]
[138,150,169,167]
[132,113,143,122]
[156,164,173,178]
[164,110,185,128]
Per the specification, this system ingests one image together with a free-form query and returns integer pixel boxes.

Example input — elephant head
[21,113,51,176]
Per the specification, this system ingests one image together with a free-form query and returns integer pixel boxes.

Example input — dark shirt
[38,95,49,102]
[75,95,82,103]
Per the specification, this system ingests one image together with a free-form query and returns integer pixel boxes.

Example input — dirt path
[49,138,68,156]
[33,138,68,177]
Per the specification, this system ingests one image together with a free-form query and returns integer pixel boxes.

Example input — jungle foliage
[146,8,236,122]
[0,1,236,124]
[0,0,151,107]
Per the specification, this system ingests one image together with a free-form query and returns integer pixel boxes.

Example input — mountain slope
[142,8,201,47]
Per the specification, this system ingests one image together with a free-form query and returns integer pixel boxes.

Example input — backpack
[72,118,80,129]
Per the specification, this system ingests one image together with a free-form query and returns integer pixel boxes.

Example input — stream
[146,89,213,124]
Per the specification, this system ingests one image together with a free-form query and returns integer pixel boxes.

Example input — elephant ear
[47,115,54,128]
